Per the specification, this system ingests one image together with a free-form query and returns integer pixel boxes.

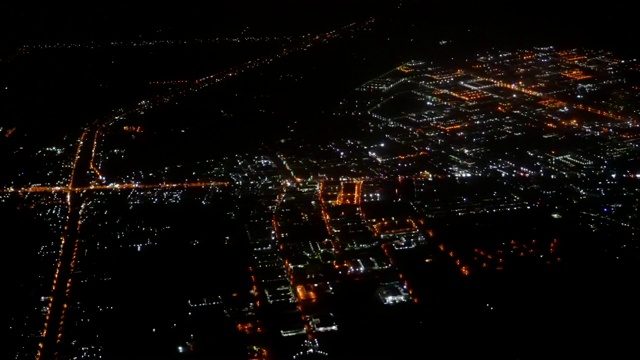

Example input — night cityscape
[3,2,639,359]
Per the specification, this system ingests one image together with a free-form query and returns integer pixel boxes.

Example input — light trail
[89,126,104,181]
[1,181,230,195]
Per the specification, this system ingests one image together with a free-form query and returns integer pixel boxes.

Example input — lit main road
[1,181,230,195]
[36,125,96,360]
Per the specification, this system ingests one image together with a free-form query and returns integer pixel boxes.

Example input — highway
[36,126,96,360]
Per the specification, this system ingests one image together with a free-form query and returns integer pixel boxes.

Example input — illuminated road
[36,125,95,360]
[26,17,375,360]
[1,181,230,195]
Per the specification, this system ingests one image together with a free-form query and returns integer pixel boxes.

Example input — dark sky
[2,1,638,57]
[1,1,387,46]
